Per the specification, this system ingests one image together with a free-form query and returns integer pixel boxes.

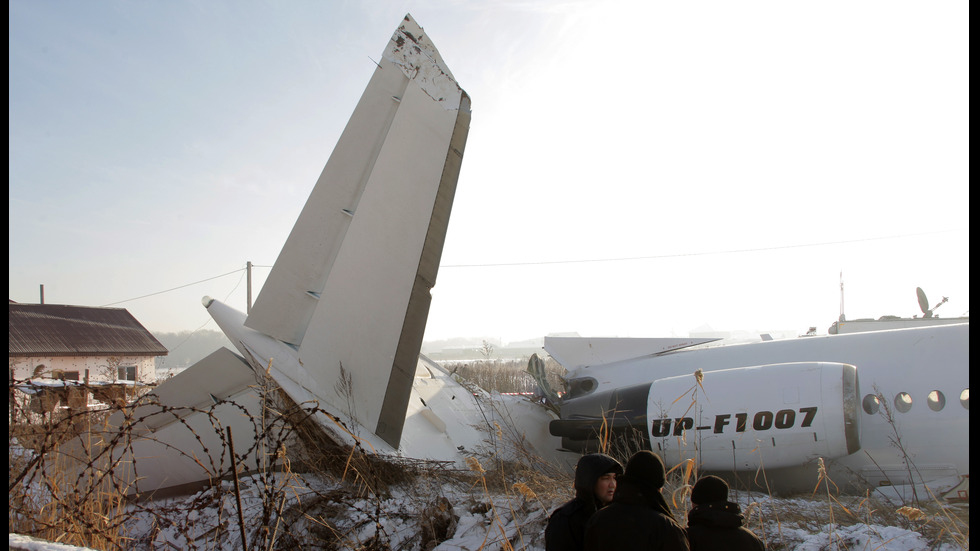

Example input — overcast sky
[9,1,969,343]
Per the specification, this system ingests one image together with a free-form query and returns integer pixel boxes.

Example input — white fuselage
[561,323,969,495]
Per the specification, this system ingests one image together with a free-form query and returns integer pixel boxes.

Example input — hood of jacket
[573,453,624,501]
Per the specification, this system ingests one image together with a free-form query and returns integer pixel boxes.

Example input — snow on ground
[9,373,968,550]
[10,463,969,551]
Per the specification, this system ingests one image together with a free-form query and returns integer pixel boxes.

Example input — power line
[98,228,962,305]
[222,269,247,303]
[100,264,277,307]
[100,268,247,307]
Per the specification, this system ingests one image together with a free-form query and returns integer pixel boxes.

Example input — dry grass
[446,356,566,395]
[9,369,969,551]
[10,399,136,549]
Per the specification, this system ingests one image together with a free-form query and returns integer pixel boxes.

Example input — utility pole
[246,261,252,314]
[40,284,44,304]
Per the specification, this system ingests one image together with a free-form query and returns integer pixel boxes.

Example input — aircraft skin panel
[131,347,256,432]
[296,75,465,448]
[124,389,266,496]
[234,15,466,449]
[643,362,857,470]
[62,346,267,496]
[398,355,575,471]
[245,14,440,347]
[556,323,969,493]
[223,14,468,452]
[544,336,720,369]
[378,92,470,446]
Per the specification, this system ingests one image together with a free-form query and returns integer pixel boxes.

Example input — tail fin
[245,14,469,448]
[64,16,471,497]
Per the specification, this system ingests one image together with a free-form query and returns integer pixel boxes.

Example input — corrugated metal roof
[9,303,169,357]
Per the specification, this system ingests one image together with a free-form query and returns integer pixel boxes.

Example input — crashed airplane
[68,14,967,502]
[538,324,969,499]
[69,14,567,497]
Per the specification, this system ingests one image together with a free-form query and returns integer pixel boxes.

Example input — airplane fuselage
[552,324,969,496]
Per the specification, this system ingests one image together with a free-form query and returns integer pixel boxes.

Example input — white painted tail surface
[74,15,488,496]
[243,13,470,449]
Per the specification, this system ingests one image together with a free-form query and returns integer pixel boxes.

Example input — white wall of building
[9,355,156,384]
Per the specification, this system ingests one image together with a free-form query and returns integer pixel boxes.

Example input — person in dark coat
[583,450,689,551]
[686,475,765,551]
[545,453,624,551]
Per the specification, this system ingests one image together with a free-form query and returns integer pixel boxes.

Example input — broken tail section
[244,13,470,449]
[79,14,472,496]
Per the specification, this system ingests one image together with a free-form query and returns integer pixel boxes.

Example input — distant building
[8,302,168,384]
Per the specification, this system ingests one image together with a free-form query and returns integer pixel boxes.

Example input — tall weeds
[9,365,969,550]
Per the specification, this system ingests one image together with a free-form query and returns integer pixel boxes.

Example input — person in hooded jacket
[583,450,689,551]
[545,453,624,551]
[685,475,765,551]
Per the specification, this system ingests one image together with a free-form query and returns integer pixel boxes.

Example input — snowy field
[10,361,968,551]
[10,458,969,551]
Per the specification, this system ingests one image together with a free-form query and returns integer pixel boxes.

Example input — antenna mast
[838,272,845,322]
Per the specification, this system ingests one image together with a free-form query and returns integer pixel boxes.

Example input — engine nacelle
[649,362,860,470]
[551,362,861,471]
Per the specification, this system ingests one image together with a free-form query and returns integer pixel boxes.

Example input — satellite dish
[916,287,930,316]
[916,287,949,318]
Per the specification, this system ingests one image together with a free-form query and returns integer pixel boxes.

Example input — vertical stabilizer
[245,14,470,448]
[59,16,475,496]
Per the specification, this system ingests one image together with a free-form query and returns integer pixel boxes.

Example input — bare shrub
[9,367,968,550]
[446,356,566,395]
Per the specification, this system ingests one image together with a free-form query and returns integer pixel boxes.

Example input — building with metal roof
[9,302,168,385]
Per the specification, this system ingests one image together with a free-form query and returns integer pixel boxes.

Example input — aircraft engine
[550,381,653,453]
[551,362,861,471]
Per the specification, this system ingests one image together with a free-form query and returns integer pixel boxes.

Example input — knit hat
[623,450,666,495]
[621,451,674,519]
[691,475,729,505]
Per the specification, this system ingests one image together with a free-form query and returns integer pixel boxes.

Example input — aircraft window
[894,392,913,413]
[862,394,880,415]
[927,390,945,412]
[960,388,969,409]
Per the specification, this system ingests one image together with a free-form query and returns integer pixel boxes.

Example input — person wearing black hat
[583,450,689,551]
[545,453,624,551]
[686,475,765,551]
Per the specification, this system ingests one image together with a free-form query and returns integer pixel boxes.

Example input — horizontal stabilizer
[131,348,256,432]
[65,347,268,496]
[544,336,719,369]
